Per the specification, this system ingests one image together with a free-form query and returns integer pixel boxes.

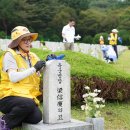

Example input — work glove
[34,60,46,72]
[46,54,65,61]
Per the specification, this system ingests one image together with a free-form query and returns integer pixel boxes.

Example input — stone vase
[86,117,104,130]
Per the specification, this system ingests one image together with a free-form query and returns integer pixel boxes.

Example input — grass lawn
[112,50,130,74]
[71,49,130,130]
[1,49,130,130]
[72,101,130,130]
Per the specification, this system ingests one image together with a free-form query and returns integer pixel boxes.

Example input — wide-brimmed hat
[8,26,38,48]
[112,29,118,33]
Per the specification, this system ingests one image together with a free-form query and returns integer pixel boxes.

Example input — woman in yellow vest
[108,29,118,58]
[0,26,46,129]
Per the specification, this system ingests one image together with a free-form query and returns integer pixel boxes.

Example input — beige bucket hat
[112,29,118,33]
[8,26,38,48]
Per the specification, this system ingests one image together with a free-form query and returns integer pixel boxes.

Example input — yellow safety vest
[109,33,118,45]
[0,49,41,105]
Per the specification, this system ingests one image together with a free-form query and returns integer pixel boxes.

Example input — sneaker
[0,116,10,130]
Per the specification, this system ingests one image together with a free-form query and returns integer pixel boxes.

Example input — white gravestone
[43,60,71,124]
[22,60,93,130]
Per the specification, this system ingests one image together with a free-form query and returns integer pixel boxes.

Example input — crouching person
[0,26,46,130]
[101,45,117,63]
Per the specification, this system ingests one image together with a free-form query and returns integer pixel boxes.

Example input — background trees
[0,0,130,44]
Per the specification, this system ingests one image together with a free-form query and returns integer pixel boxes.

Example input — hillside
[31,48,130,81]
[1,48,130,102]
[30,48,130,103]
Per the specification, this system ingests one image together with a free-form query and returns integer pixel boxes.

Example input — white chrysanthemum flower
[85,86,90,90]
[81,105,86,110]
[88,92,98,97]
[102,99,105,103]
[97,90,101,93]
[83,93,89,98]
[93,97,103,103]
[94,89,98,93]
[81,85,105,118]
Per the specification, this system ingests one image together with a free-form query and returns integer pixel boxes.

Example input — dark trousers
[0,96,42,129]
[112,45,118,58]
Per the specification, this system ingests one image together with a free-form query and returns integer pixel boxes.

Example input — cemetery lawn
[71,50,130,130]
[1,49,130,130]
[12,101,130,130]
[112,50,130,74]
[72,101,130,130]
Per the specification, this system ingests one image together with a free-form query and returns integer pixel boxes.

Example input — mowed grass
[112,50,130,74]
[1,48,130,130]
[71,49,130,130]
[72,101,130,130]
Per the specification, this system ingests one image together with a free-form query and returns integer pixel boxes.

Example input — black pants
[112,45,118,58]
[0,96,42,129]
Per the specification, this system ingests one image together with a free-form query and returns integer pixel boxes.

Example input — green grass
[31,48,130,81]
[13,101,130,130]
[72,101,130,130]
[1,48,130,130]
[112,50,130,74]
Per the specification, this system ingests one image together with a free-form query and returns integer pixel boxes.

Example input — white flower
[93,97,103,103]
[88,92,98,97]
[81,105,86,110]
[81,85,105,118]
[83,93,89,98]
[94,89,98,93]
[97,90,101,93]
[85,86,90,90]
[94,89,101,93]
[102,99,105,103]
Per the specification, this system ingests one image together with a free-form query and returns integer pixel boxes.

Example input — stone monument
[23,60,92,130]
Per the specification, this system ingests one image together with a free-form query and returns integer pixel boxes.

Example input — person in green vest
[0,26,46,130]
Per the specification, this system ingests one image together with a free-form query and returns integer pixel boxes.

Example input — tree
[78,9,105,36]
[0,0,33,36]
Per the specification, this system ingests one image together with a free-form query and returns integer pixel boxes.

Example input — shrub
[82,35,93,44]
[93,32,109,45]
[0,31,6,39]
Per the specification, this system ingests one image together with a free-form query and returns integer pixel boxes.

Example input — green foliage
[30,49,130,104]
[0,31,6,38]
[82,35,93,44]
[1,0,130,44]
[118,29,130,45]
[72,102,130,130]
[93,32,109,44]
